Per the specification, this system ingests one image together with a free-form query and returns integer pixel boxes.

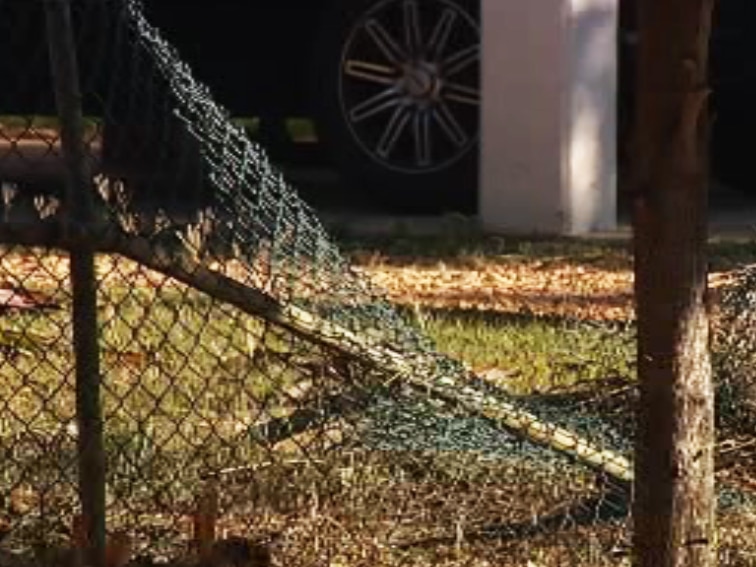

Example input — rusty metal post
[43,1,107,566]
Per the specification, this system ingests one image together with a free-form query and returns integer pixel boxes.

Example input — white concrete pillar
[479,0,618,234]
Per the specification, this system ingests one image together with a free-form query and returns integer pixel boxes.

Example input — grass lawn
[0,115,317,144]
[342,232,756,383]
[0,232,754,564]
[341,234,632,392]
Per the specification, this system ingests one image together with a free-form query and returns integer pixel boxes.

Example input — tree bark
[631,0,716,566]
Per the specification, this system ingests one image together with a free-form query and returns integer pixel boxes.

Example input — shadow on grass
[340,228,756,273]
[396,287,635,324]
[394,490,630,551]
[341,231,635,271]
[398,304,634,330]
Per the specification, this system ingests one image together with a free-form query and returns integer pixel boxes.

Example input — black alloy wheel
[313,0,481,213]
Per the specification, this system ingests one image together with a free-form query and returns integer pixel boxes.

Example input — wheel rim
[339,0,480,174]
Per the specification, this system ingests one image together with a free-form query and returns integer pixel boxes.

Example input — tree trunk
[631,0,716,566]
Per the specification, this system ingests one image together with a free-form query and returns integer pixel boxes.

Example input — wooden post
[631,0,716,565]
[44,1,107,566]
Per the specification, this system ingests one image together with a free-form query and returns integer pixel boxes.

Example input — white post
[479,0,618,234]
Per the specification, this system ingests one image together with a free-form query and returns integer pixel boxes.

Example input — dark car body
[618,0,756,192]
[709,0,756,191]
[142,1,326,118]
[145,0,756,198]
[0,0,754,212]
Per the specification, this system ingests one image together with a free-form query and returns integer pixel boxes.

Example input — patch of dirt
[358,260,735,322]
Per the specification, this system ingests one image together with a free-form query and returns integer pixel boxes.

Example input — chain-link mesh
[0,0,754,565]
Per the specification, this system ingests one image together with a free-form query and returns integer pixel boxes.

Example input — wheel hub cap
[338,0,480,173]
[402,62,439,101]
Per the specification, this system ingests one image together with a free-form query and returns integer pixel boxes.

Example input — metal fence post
[43,1,107,566]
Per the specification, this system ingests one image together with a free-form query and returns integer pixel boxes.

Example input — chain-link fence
[0,1,755,565]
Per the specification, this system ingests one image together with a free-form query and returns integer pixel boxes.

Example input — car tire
[311,0,481,214]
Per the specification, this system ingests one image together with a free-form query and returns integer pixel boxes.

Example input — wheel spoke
[349,87,401,122]
[365,18,406,64]
[413,110,432,166]
[443,82,480,106]
[344,59,397,86]
[340,0,479,172]
[427,8,456,60]
[433,101,468,147]
[443,44,479,76]
[403,0,422,55]
[377,106,412,158]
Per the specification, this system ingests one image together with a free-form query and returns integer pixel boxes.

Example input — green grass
[0,238,754,563]
[4,233,754,425]
[227,116,317,143]
[338,219,628,264]
[341,230,640,394]
[342,226,756,272]
[415,308,636,394]
[342,230,756,398]
[0,114,101,134]
[0,114,316,142]
[0,256,355,553]
[0,262,322,470]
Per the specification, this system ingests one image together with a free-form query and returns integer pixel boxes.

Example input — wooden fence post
[44,1,107,565]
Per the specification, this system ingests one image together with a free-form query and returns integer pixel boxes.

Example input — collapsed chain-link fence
[0,1,754,565]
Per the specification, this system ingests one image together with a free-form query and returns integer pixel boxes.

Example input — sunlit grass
[343,228,756,272]
[0,114,317,142]
[415,308,636,395]
[0,114,101,136]
[0,238,754,563]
